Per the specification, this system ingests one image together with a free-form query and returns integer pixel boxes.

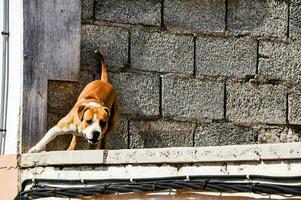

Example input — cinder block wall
[47,0,301,150]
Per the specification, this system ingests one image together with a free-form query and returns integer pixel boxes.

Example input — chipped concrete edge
[20,143,301,168]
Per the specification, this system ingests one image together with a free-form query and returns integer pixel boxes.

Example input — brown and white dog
[28,50,119,153]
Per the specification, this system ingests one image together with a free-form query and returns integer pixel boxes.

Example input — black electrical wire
[20,174,301,190]
[16,175,301,200]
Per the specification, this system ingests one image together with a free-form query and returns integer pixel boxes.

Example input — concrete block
[110,72,160,118]
[285,128,301,142]
[290,0,301,37]
[288,86,301,125]
[258,41,301,81]
[228,0,288,37]
[164,0,225,32]
[74,70,96,95]
[47,112,63,130]
[81,0,93,21]
[95,0,161,26]
[47,81,78,114]
[131,30,194,74]
[257,126,300,143]
[81,25,129,69]
[162,76,224,120]
[227,82,287,124]
[195,124,219,147]
[196,36,257,78]
[47,71,94,114]
[129,120,194,148]
[195,123,257,147]
[105,117,129,149]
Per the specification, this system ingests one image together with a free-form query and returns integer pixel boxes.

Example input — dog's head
[77,102,110,144]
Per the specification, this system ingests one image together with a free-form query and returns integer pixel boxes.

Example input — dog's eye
[99,120,106,127]
[86,119,93,125]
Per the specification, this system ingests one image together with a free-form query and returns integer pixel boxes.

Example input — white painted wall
[0,0,7,155]
[5,0,23,154]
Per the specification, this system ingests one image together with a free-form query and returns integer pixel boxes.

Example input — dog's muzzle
[88,130,100,144]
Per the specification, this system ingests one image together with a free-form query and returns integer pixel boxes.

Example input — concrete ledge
[21,142,301,167]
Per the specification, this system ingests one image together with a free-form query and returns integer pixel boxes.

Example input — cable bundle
[15,175,301,200]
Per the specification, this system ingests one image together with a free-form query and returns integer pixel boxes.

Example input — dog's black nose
[92,131,100,141]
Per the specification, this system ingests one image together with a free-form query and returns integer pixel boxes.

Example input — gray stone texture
[48,71,94,115]
[47,112,63,130]
[227,82,287,124]
[195,123,257,147]
[258,126,300,143]
[81,0,93,21]
[131,30,194,74]
[258,41,301,81]
[290,0,301,37]
[47,82,78,115]
[288,86,301,125]
[162,76,224,120]
[196,36,257,78]
[228,0,288,37]
[81,25,129,70]
[110,72,160,118]
[105,117,129,149]
[285,128,301,142]
[129,120,194,148]
[45,0,301,150]
[95,0,161,26]
[164,0,225,32]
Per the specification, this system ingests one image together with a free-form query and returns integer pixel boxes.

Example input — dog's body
[28,51,119,153]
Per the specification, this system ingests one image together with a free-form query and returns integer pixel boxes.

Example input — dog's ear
[77,105,86,121]
[104,107,110,117]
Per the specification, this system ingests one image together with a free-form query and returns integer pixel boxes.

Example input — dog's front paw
[28,146,41,153]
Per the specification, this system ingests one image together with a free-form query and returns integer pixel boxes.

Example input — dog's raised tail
[95,50,108,82]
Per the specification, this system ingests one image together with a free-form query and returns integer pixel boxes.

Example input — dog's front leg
[28,126,63,153]
[67,135,77,151]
